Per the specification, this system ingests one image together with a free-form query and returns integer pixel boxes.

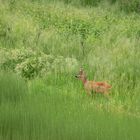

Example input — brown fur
[75,68,111,96]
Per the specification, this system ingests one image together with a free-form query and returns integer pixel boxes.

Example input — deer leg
[104,91,111,100]
[85,89,91,96]
[91,90,94,98]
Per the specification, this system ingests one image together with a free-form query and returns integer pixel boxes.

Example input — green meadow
[0,0,140,139]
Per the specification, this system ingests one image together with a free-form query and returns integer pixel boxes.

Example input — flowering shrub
[0,48,79,79]
[0,48,36,70]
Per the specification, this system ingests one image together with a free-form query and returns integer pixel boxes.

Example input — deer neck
[81,78,87,85]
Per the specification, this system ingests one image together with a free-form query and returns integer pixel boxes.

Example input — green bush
[0,48,36,70]
[15,55,52,79]
[0,48,79,79]
[27,0,102,6]
[63,0,102,6]
[119,0,140,13]
[15,55,79,79]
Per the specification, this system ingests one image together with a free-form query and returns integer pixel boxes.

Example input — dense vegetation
[0,0,140,139]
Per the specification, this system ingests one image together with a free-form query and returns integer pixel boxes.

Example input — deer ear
[80,67,83,70]
[79,68,84,74]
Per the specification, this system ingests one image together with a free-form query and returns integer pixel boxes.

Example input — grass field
[0,0,140,139]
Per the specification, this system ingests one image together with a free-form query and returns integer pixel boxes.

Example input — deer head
[75,68,87,82]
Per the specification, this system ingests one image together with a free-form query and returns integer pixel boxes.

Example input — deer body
[75,69,111,96]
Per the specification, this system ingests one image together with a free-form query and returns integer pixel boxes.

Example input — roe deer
[75,68,111,97]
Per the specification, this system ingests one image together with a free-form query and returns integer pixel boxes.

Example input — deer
[75,68,112,97]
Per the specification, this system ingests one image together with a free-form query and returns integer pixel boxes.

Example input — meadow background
[0,0,140,139]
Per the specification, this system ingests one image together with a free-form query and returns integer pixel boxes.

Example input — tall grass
[0,72,27,104]
[0,74,140,140]
[0,0,140,113]
[0,0,140,140]
[20,0,140,12]
[2,0,140,12]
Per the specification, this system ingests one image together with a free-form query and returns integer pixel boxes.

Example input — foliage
[0,1,140,139]
[118,0,140,13]
[0,48,79,79]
